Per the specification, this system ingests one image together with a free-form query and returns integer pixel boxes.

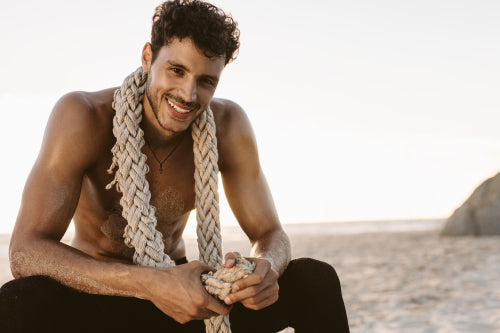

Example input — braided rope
[107,67,249,333]
[191,91,231,332]
[106,68,174,267]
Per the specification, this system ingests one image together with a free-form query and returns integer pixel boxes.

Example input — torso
[69,88,226,263]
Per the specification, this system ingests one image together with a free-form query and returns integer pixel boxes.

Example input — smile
[167,99,193,114]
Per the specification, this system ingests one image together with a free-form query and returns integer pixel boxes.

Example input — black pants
[0,258,349,333]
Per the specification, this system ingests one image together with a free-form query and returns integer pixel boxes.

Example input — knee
[1,276,66,315]
[287,258,340,280]
[281,258,342,292]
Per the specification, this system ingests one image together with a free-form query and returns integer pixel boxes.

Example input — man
[0,1,349,332]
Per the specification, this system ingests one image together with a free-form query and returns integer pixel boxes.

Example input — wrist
[126,264,158,300]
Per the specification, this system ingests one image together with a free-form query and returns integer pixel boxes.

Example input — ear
[141,43,153,72]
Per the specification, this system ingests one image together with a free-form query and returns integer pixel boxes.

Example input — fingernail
[224,297,232,305]
[232,285,239,292]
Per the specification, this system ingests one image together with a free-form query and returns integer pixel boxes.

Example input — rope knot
[201,253,255,301]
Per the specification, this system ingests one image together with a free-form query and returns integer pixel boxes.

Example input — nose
[179,78,197,103]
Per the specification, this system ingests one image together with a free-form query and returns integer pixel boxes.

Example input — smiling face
[141,38,225,136]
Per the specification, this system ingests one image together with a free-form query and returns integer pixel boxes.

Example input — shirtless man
[0,1,349,332]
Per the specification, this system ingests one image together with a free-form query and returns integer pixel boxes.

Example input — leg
[229,258,350,333]
[0,275,205,333]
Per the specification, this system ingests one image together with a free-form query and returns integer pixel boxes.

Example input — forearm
[250,227,291,276]
[9,237,149,299]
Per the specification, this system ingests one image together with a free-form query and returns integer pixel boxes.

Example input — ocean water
[197,218,447,242]
[281,218,445,236]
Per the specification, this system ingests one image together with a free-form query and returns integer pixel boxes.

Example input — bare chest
[75,143,196,257]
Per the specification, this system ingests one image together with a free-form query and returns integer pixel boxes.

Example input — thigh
[0,275,78,332]
[0,276,205,333]
[229,258,350,333]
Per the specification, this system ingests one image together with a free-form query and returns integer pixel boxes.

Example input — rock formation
[441,172,500,236]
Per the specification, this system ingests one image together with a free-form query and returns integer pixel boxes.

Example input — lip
[166,98,195,120]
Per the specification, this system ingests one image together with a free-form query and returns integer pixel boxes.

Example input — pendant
[159,164,164,174]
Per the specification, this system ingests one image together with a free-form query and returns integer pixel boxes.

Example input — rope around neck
[106,67,242,332]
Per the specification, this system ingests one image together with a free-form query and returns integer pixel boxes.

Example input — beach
[1,220,499,332]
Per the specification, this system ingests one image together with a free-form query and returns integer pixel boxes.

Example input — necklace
[145,132,187,174]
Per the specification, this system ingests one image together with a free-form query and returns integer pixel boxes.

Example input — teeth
[168,99,191,114]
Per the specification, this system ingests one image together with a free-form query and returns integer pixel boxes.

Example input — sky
[1,0,499,233]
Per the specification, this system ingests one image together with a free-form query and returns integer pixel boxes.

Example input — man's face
[142,38,225,134]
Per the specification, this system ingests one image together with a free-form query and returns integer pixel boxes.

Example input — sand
[1,224,499,333]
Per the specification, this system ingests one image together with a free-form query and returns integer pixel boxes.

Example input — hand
[143,261,230,324]
[223,252,279,310]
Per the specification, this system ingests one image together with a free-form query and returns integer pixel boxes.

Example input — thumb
[224,252,237,268]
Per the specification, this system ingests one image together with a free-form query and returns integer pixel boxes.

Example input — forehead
[154,38,225,76]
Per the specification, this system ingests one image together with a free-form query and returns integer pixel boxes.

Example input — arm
[217,101,291,309]
[9,92,228,323]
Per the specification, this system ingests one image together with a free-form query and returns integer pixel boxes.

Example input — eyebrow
[167,60,220,83]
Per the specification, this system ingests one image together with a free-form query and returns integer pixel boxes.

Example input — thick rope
[202,253,255,301]
[106,68,174,267]
[107,67,254,333]
[190,100,231,332]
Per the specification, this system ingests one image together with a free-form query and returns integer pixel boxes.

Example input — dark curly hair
[151,0,240,65]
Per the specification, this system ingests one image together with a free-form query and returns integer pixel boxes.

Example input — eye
[171,67,184,75]
[201,78,216,87]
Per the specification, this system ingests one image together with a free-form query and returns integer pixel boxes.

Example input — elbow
[271,227,291,264]
[9,237,36,279]
[281,230,292,262]
[9,249,27,279]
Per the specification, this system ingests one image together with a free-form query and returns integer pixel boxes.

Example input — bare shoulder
[211,98,255,140]
[40,88,117,171]
[210,98,259,172]
[49,88,116,134]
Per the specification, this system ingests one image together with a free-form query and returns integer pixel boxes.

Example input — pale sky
[1,0,499,233]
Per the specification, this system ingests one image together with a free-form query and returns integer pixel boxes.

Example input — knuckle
[192,295,209,308]
[248,286,258,295]
[253,275,263,284]
[249,303,260,311]
[189,260,202,268]
[187,307,200,318]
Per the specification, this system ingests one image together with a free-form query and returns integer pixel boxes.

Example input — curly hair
[151,0,240,65]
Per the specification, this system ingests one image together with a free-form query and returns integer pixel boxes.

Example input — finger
[239,283,279,306]
[226,279,276,305]
[159,305,218,323]
[224,252,236,268]
[232,269,266,292]
[206,296,231,316]
[195,309,221,320]
[243,292,279,310]
[225,283,263,305]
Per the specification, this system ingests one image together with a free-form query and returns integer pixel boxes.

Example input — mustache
[165,93,201,110]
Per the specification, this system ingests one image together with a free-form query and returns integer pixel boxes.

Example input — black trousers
[0,258,349,333]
